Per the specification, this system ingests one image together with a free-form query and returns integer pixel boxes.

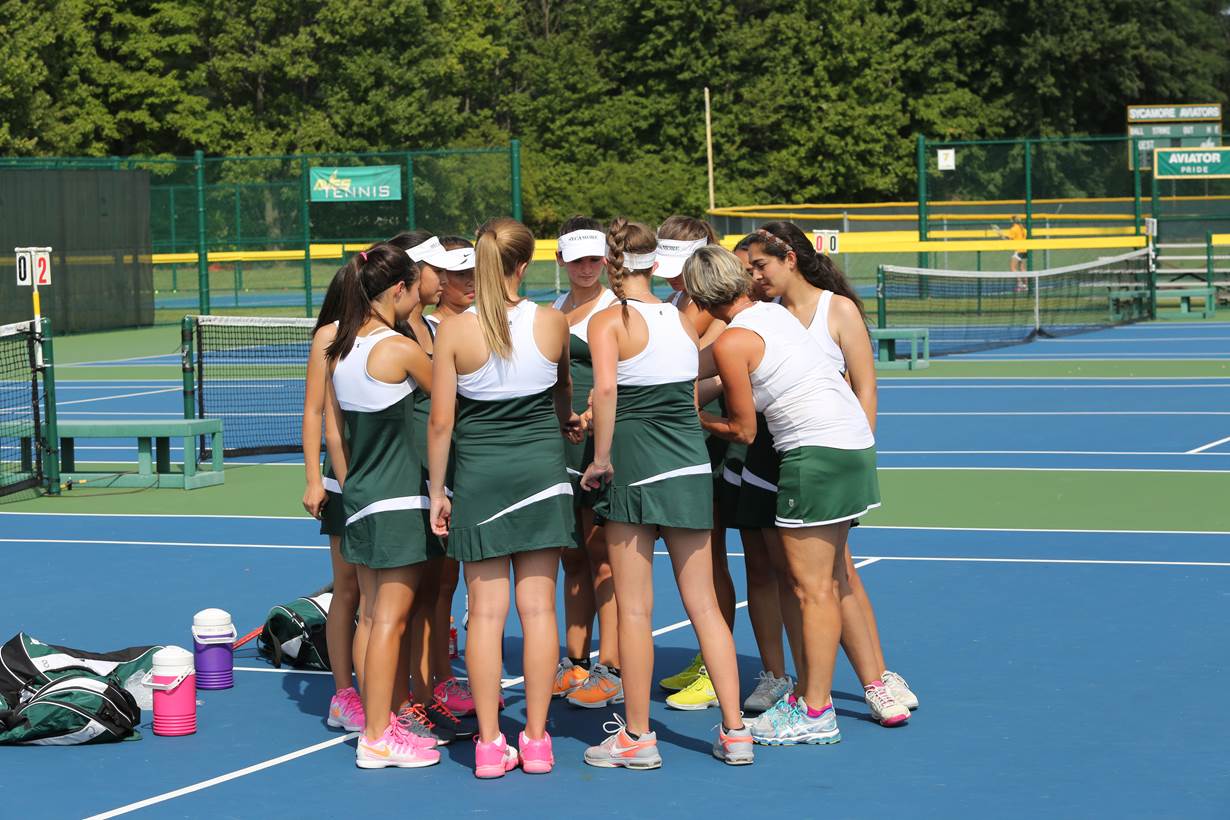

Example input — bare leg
[840,545,888,684]
[604,522,656,735]
[711,516,737,630]
[353,571,373,692]
[326,535,359,693]
[779,524,843,707]
[513,548,561,739]
[763,527,804,687]
[463,557,512,743]
[561,533,595,661]
[741,528,786,677]
[408,557,441,704]
[664,526,744,731]
[430,558,460,686]
[360,564,422,740]
[583,509,620,667]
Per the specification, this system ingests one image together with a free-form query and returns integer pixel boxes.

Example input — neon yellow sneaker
[665,666,718,710]
[658,652,704,692]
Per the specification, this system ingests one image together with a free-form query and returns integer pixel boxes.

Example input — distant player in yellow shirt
[995,216,1028,291]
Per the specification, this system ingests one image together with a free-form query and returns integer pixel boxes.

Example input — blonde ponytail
[474,217,535,359]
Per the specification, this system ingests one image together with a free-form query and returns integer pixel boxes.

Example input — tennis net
[876,248,1154,356]
[0,320,43,497]
[189,315,316,457]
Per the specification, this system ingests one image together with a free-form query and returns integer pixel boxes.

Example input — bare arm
[697,375,724,407]
[832,297,878,433]
[302,326,333,513]
[427,323,458,536]
[323,372,348,487]
[549,311,577,432]
[580,310,618,489]
[698,330,758,445]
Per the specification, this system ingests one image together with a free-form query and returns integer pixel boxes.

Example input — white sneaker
[742,670,793,714]
[882,670,918,710]
[864,683,909,726]
[356,716,441,769]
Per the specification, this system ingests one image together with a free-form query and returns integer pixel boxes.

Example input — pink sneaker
[518,730,554,774]
[435,677,503,715]
[355,715,441,769]
[327,687,364,732]
[474,733,519,779]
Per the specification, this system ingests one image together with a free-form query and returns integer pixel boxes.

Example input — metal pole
[704,87,716,211]
[40,317,60,496]
[181,316,196,420]
[1023,138,1033,273]
[876,265,887,329]
[169,186,178,291]
[194,149,210,315]
[234,187,242,306]
[300,155,313,317]
[1132,136,1143,234]
[510,139,523,222]
[1208,231,1215,288]
[406,153,416,230]
[916,135,928,241]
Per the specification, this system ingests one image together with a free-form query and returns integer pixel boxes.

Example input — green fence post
[40,318,60,496]
[181,316,196,420]
[510,139,523,221]
[1151,179,1161,245]
[405,152,416,229]
[1023,138,1033,273]
[916,135,928,241]
[169,186,178,291]
[194,149,210,315]
[1208,231,1215,288]
[876,265,887,329]
[234,187,243,302]
[1132,137,1143,234]
[300,155,313,317]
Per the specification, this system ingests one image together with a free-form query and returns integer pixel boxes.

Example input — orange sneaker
[566,663,623,709]
[552,659,590,698]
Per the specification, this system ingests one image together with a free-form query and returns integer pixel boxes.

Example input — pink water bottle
[144,646,197,736]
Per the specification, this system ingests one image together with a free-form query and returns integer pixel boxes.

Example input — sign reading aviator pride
[310,166,402,202]
[1153,146,1230,179]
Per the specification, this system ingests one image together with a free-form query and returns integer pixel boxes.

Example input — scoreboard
[1127,103,1222,171]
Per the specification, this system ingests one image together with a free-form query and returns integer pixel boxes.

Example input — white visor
[558,229,606,262]
[653,237,707,279]
[438,247,475,272]
[622,250,657,270]
[407,236,443,263]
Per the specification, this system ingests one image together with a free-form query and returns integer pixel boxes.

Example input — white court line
[87,558,886,819]
[1187,434,1230,455]
[1036,336,1230,343]
[55,383,180,389]
[62,354,179,367]
[860,524,1230,536]
[82,733,358,820]
[56,411,183,416]
[0,537,325,551]
[56,387,180,407]
[0,511,307,520]
[880,466,1230,474]
[880,449,1228,456]
[234,666,332,676]
[878,383,1230,389]
[880,410,1230,416]
[864,555,1230,568]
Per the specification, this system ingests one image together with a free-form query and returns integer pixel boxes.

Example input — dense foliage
[3,0,1227,231]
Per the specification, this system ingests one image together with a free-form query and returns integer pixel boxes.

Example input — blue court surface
[1,514,1227,819]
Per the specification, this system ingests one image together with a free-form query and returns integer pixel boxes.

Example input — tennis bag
[257,592,333,670]
[0,633,160,708]
[0,675,141,745]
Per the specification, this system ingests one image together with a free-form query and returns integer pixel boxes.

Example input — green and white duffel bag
[0,675,142,745]
[0,633,161,709]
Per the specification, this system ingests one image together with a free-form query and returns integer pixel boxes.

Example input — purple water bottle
[192,608,236,690]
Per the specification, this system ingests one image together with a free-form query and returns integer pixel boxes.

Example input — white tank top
[616,300,698,386]
[807,290,847,375]
[552,288,618,342]
[457,300,558,400]
[728,302,873,452]
[332,327,416,413]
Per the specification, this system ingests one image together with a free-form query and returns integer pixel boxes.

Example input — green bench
[870,327,930,370]
[57,419,225,490]
[1157,286,1217,319]
[1108,289,1149,322]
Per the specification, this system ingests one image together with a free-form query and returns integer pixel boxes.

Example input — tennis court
[1,318,1228,818]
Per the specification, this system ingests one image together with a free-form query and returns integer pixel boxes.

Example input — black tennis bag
[257,593,332,670]
[0,674,141,745]
[0,633,159,708]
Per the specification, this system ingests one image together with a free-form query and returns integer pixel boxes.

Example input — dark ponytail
[325,243,420,362]
[755,221,865,319]
[314,266,348,333]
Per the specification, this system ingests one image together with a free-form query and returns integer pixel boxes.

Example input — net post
[875,265,887,330]
[405,152,416,229]
[181,316,196,421]
[510,139,523,222]
[194,149,210,315]
[300,155,313,318]
[39,318,60,496]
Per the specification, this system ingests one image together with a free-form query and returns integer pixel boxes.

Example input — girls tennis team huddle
[300,215,919,778]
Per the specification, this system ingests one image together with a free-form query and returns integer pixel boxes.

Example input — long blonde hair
[474,217,535,358]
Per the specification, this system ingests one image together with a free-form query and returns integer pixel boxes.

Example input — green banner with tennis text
[310,165,402,202]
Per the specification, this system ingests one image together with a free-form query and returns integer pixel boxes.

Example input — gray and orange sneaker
[712,723,755,765]
[567,663,623,708]
[583,714,662,770]
[553,659,590,698]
